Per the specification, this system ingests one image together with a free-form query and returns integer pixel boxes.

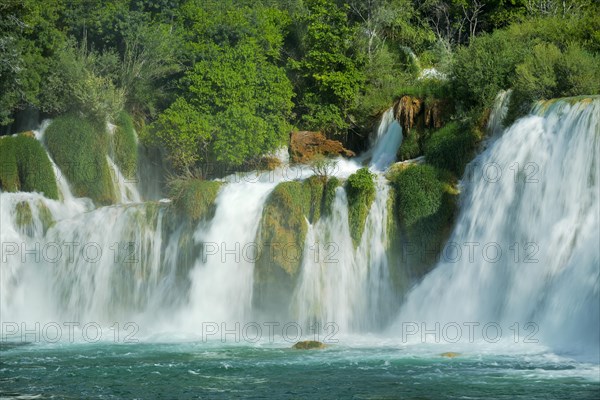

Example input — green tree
[289,0,364,134]
[153,2,293,171]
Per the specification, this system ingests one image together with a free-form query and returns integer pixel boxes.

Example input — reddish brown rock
[424,99,445,129]
[394,96,423,133]
[289,131,355,164]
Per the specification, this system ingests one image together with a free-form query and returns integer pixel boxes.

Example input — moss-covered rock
[45,114,116,205]
[0,137,21,193]
[292,340,326,350]
[15,201,33,228]
[397,130,422,161]
[322,176,341,217]
[389,164,443,227]
[15,200,55,234]
[258,181,308,276]
[169,178,222,221]
[36,200,55,233]
[0,135,59,199]
[389,164,457,277]
[254,176,333,317]
[345,168,376,247]
[424,122,479,177]
[113,111,138,179]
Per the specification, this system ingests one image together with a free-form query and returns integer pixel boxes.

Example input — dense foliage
[1,0,598,177]
[424,122,479,176]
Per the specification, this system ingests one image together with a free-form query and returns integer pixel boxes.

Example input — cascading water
[1,107,405,338]
[289,109,403,332]
[180,177,279,329]
[394,97,600,360]
[292,176,395,332]
[368,107,403,171]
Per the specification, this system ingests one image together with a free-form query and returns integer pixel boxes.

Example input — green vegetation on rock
[15,201,33,228]
[398,131,422,161]
[169,178,222,222]
[0,137,19,192]
[0,135,58,199]
[323,176,341,218]
[14,200,55,234]
[254,175,334,316]
[389,164,457,275]
[345,168,376,247]
[44,114,115,205]
[424,122,479,177]
[389,164,443,227]
[113,111,138,179]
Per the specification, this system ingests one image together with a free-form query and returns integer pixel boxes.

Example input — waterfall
[361,107,403,171]
[394,97,600,360]
[289,109,402,332]
[487,90,512,137]
[292,176,395,332]
[106,155,142,203]
[180,178,278,329]
[1,107,404,338]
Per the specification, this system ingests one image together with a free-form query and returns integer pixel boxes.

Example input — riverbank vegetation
[2,0,597,175]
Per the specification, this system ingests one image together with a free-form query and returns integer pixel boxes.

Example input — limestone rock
[440,352,460,358]
[289,131,355,164]
[292,340,327,350]
[394,95,423,133]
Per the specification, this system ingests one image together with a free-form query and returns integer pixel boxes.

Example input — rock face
[395,95,423,133]
[253,177,328,319]
[424,99,447,129]
[289,131,355,163]
[292,340,327,350]
[393,96,448,133]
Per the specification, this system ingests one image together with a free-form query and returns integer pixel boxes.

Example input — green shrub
[451,15,600,115]
[113,111,138,179]
[506,42,600,124]
[345,168,376,247]
[44,114,116,205]
[0,135,59,199]
[424,122,478,177]
[169,178,222,221]
[451,30,525,113]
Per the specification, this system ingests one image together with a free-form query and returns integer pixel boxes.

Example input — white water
[106,155,142,203]
[358,107,403,171]
[369,108,403,171]
[2,98,598,364]
[292,176,394,332]
[394,97,600,361]
[180,178,278,329]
